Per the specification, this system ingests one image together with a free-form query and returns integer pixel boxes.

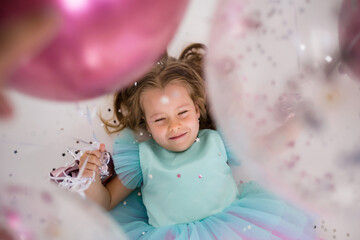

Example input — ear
[195,104,200,119]
[146,124,151,134]
[143,116,151,134]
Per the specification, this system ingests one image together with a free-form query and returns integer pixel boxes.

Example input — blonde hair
[101,43,215,134]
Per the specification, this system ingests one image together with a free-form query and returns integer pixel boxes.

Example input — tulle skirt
[110,182,317,240]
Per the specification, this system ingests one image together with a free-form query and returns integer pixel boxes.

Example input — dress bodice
[139,129,238,227]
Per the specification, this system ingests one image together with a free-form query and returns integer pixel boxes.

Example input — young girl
[80,44,316,239]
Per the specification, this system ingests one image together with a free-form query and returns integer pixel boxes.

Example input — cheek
[149,125,165,137]
[186,117,200,130]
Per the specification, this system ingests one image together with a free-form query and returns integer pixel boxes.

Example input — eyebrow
[148,104,192,120]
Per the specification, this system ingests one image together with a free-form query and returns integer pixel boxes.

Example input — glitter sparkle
[160,96,169,104]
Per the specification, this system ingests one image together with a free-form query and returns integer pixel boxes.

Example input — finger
[79,151,91,163]
[83,163,100,172]
[79,153,102,167]
[81,155,102,167]
[81,150,102,159]
[80,161,101,176]
[99,143,105,152]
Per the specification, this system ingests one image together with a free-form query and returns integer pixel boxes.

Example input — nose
[168,118,181,131]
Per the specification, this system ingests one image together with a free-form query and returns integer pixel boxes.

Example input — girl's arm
[84,174,133,210]
[79,145,133,210]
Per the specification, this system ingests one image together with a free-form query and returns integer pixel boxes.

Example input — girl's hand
[79,143,106,179]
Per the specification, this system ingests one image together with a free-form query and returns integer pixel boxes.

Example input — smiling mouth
[169,132,187,140]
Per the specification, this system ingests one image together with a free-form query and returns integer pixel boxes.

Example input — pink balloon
[338,0,360,81]
[0,0,51,21]
[2,0,189,101]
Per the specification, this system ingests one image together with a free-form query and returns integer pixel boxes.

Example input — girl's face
[141,83,200,152]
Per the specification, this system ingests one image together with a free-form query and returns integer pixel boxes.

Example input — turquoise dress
[110,129,316,239]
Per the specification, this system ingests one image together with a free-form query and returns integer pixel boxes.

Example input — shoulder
[198,129,229,160]
[138,138,163,156]
[139,138,158,148]
[199,129,225,148]
[199,129,223,142]
[113,128,138,146]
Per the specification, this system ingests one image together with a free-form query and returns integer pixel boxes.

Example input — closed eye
[179,110,188,115]
[155,118,165,122]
